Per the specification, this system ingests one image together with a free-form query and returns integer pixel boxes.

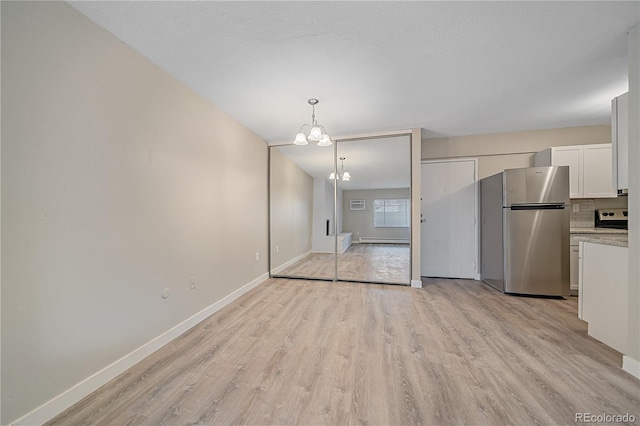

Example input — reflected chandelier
[330,157,351,181]
[293,99,332,146]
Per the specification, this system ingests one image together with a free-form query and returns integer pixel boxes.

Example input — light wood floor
[49,278,640,426]
[276,243,410,284]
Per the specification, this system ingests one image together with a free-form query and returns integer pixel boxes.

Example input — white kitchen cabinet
[570,242,580,295]
[583,144,616,197]
[612,92,629,192]
[534,144,616,198]
[579,241,628,353]
[537,146,582,197]
[571,231,627,297]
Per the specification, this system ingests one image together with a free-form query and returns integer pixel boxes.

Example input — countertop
[570,227,628,235]
[573,235,628,248]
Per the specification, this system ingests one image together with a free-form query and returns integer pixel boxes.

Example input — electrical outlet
[276,246,279,254]
[190,277,197,289]
[255,252,260,262]
[573,204,579,212]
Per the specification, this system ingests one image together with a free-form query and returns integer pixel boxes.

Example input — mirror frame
[268,129,417,286]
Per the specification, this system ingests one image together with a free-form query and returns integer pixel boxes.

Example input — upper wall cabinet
[534,144,616,199]
[612,92,629,192]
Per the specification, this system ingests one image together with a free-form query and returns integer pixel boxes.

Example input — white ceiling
[69,1,639,142]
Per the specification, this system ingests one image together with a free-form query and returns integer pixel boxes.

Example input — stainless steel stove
[594,209,628,230]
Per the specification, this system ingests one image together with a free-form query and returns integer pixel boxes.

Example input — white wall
[312,178,343,252]
[269,149,313,270]
[342,188,411,241]
[1,2,268,423]
[625,22,640,377]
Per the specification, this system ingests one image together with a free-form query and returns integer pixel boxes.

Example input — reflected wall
[269,148,313,274]
[269,143,335,280]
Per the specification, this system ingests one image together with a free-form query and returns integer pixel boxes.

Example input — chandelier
[330,157,351,181]
[293,99,332,146]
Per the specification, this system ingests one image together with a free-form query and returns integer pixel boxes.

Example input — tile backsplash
[570,197,628,227]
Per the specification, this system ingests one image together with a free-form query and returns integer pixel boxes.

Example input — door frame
[420,157,480,280]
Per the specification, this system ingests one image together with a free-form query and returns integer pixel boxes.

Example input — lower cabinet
[570,243,580,295]
[570,234,591,295]
[579,241,628,353]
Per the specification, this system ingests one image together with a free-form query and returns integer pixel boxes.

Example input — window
[373,199,410,227]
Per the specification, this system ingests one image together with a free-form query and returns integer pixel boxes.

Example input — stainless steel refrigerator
[481,166,570,297]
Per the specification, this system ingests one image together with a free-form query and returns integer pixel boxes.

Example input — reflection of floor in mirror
[276,243,410,284]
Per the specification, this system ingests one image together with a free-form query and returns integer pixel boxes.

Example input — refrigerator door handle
[509,204,566,210]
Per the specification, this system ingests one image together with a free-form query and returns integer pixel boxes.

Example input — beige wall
[269,149,313,270]
[342,188,411,241]
[1,2,268,423]
[422,125,611,179]
[626,23,640,374]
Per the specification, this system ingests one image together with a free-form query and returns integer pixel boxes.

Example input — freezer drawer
[504,207,570,296]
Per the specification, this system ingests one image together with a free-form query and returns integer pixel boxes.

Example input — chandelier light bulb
[329,157,352,181]
[317,134,332,147]
[308,126,323,142]
[294,132,308,145]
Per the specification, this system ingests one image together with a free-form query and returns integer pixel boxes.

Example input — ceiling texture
[69,1,639,144]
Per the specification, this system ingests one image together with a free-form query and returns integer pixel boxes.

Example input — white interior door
[421,159,477,279]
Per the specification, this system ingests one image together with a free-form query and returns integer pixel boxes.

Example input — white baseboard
[623,355,640,380]
[271,251,311,274]
[12,273,269,426]
[359,237,410,244]
[411,279,423,288]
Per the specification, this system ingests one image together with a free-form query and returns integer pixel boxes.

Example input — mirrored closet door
[336,136,411,285]
[269,134,411,285]
[269,144,335,280]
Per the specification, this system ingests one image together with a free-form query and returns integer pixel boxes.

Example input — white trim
[623,356,640,380]
[270,250,312,275]
[11,273,269,426]
[359,237,410,244]
[411,279,423,288]
[269,128,413,146]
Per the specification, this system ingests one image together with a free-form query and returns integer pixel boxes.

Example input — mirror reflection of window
[336,135,411,285]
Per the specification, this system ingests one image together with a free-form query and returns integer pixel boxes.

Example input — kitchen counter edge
[573,236,628,248]
[570,227,628,235]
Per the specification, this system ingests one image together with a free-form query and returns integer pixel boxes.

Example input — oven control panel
[595,209,628,229]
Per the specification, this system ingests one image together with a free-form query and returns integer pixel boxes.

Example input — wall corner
[411,128,422,282]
